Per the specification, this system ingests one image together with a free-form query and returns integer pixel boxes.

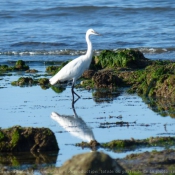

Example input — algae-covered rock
[93,49,151,69]
[92,70,122,88]
[58,152,126,175]
[0,126,59,152]
[82,69,95,79]
[0,60,29,72]
[0,65,11,72]
[128,62,175,98]
[11,77,36,86]
[51,85,66,93]
[14,60,29,71]
[117,149,175,174]
[101,136,175,151]
[37,78,49,85]
[25,69,38,73]
[46,60,70,75]
[11,77,50,88]
[143,96,175,118]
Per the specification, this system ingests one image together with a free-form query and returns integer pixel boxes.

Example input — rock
[11,77,35,86]
[117,149,175,173]
[37,78,49,85]
[93,70,122,88]
[58,152,126,175]
[82,70,95,79]
[25,69,38,73]
[0,126,59,152]
[93,49,151,69]
[14,60,29,71]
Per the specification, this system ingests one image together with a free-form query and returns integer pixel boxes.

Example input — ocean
[0,0,175,63]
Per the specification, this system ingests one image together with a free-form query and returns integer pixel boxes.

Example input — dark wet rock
[92,70,122,88]
[0,65,11,72]
[11,77,36,86]
[51,85,66,93]
[58,152,126,175]
[143,96,175,118]
[0,126,59,152]
[82,69,95,79]
[14,60,29,71]
[46,60,70,75]
[93,49,151,69]
[37,78,49,85]
[116,149,175,174]
[75,140,100,150]
[11,77,50,88]
[126,62,175,98]
[25,69,38,73]
[0,60,29,72]
[101,137,175,151]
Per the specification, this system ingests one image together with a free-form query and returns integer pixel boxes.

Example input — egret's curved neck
[85,34,93,59]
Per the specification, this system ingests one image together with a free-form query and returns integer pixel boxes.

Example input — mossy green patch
[0,131,5,142]
[93,49,150,69]
[101,136,175,151]
[0,126,59,152]
[76,136,175,152]
[51,85,66,93]
[11,128,20,147]
[0,60,29,73]
[46,60,70,75]
[11,77,36,86]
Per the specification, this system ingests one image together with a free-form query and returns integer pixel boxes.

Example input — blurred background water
[0,0,174,62]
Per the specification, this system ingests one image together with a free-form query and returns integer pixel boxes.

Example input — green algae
[11,77,36,86]
[101,137,175,151]
[11,128,20,147]
[0,126,59,152]
[0,60,29,73]
[46,60,70,75]
[127,62,175,98]
[51,85,66,93]
[76,137,175,152]
[11,77,50,88]
[93,49,150,69]
[0,131,5,142]
[14,60,29,70]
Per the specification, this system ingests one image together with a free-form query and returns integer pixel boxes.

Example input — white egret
[49,29,100,101]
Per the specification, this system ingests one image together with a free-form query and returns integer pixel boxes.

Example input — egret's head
[87,29,100,36]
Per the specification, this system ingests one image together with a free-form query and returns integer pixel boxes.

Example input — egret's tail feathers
[49,75,59,85]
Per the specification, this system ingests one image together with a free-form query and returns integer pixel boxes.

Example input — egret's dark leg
[71,84,80,100]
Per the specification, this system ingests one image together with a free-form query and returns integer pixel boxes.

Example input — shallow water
[1,63,175,169]
[0,0,175,170]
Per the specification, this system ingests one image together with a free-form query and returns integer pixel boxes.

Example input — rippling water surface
[0,0,174,62]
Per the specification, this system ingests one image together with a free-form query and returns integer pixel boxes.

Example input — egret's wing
[50,55,85,85]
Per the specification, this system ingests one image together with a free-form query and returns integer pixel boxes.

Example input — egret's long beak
[94,31,101,36]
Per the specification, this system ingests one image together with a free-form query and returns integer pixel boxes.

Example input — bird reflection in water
[51,101,99,150]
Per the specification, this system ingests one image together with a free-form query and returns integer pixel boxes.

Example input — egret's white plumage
[49,29,100,101]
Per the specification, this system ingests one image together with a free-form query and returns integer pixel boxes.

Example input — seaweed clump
[46,60,70,75]
[93,49,151,69]
[11,77,50,88]
[0,60,29,72]
[101,136,175,151]
[128,62,175,98]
